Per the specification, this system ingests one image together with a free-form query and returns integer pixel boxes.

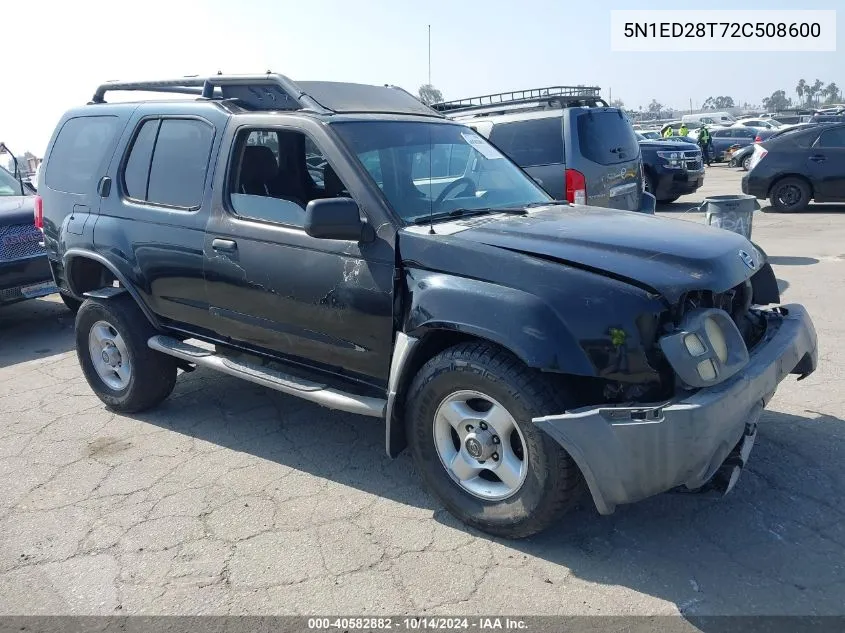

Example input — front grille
[0,286,24,302]
[682,150,702,171]
[0,224,45,262]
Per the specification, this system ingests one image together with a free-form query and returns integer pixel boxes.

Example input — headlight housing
[659,308,749,389]
[656,151,684,169]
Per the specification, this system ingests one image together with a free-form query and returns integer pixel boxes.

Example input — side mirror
[304,197,372,241]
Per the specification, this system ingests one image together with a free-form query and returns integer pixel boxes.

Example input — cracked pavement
[0,168,843,617]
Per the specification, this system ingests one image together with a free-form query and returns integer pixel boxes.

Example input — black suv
[635,132,704,203]
[432,87,655,214]
[41,74,818,538]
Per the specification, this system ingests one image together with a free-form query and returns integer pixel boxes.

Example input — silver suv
[432,87,654,213]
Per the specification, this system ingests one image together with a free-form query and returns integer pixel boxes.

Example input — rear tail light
[565,169,587,205]
[34,195,44,230]
[754,136,762,143]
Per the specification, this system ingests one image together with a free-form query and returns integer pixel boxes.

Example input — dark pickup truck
[636,134,704,203]
[39,74,818,539]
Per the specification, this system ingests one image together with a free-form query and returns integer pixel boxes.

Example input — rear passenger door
[96,107,229,331]
[488,118,564,198]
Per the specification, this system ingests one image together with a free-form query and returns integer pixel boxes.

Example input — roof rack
[431,86,607,116]
[89,73,442,118]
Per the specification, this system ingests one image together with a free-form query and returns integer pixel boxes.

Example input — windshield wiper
[411,207,528,225]
[525,200,570,208]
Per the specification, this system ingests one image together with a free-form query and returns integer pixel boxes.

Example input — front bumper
[534,304,818,515]
[654,169,705,199]
[0,254,57,304]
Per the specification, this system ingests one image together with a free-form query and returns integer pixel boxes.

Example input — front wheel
[76,295,177,413]
[405,342,583,539]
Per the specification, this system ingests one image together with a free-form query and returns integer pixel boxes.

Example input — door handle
[810,155,827,163]
[212,238,237,252]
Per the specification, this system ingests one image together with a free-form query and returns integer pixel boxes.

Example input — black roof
[89,74,443,118]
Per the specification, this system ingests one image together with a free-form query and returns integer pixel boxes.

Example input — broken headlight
[659,308,749,389]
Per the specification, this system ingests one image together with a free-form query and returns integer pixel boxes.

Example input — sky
[1,0,841,157]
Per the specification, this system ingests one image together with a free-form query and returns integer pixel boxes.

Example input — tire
[643,171,654,196]
[76,295,177,413]
[742,155,752,171]
[405,341,583,539]
[769,177,811,212]
[59,292,82,314]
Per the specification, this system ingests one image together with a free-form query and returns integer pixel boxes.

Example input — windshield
[0,166,22,196]
[331,121,550,224]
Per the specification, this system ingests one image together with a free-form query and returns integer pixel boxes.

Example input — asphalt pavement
[0,165,843,617]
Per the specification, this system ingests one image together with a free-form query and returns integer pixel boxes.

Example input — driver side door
[203,120,396,384]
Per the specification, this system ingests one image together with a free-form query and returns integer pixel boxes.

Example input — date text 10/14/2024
[307,617,528,630]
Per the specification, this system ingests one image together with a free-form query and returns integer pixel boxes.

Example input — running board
[148,335,386,418]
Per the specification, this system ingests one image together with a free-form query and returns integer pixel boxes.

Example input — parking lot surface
[0,166,843,616]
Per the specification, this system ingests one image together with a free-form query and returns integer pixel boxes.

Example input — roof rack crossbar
[90,74,330,113]
[432,86,603,113]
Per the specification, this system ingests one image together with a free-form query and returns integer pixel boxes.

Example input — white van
[682,112,736,126]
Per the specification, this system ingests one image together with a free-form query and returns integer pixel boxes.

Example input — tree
[824,82,841,104]
[762,90,791,112]
[796,79,806,105]
[418,84,444,106]
[610,99,625,109]
[703,96,735,110]
[647,99,662,114]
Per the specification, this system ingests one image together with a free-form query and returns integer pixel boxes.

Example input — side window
[489,118,563,167]
[45,116,120,194]
[228,128,350,228]
[123,120,158,200]
[121,118,214,209]
[816,128,845,148]
[359,150,383,185]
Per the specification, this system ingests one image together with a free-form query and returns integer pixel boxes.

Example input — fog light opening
[696,359,717,381]
[684,334,707,357]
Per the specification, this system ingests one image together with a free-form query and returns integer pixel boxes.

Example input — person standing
[679,123,689,137]
[662,125,674,138]
[697,125,713,166]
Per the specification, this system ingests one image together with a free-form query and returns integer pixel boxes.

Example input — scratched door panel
[204,216,395,384]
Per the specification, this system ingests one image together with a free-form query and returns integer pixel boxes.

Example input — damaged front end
[533,254,818,516]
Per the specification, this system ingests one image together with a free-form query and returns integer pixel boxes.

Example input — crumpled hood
[430,206,762,304]
[0,195,36,226]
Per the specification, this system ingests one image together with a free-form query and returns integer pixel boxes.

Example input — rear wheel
[769,177,811,212]
[405,342,583,539]
[742,155,752,171]
[76,295,177,413]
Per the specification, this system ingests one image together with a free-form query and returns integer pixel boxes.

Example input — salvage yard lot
[0,166,843,616]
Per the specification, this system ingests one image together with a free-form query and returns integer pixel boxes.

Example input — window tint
[45,116,120,194]
[816,127,845,148]
[489,118,562,167]
[146,119,214,208]
[123,119,159,200]
[712,129,730,137]
[229,129,350,227]
[576,111,640,165]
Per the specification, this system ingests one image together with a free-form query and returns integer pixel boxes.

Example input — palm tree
[796,79,806,106]
[824,82,840,104]
[810,79,825,106]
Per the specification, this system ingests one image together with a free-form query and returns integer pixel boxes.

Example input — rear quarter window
[45,116,120,194]
[576,110,639,165]
[488,118,563,167]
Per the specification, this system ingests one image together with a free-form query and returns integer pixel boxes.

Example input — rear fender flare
[63,248,162,329]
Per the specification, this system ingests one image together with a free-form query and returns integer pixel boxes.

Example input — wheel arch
[63,249,162,329]
[767,173,814,200]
